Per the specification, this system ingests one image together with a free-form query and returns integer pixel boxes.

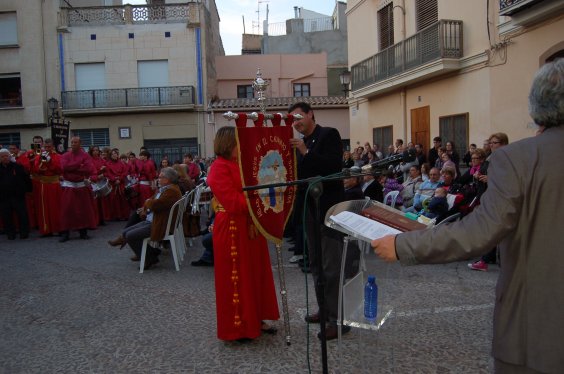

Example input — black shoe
[40,233,53,238]
[79,229,90,240]
[59,234,70,243]
[235,338,254,343]
[305,312,320,324]
[7,234,16,240]
[20,233,29,239]
[318,325,351,341]
[191,259,213,267]
[142,257,159,271]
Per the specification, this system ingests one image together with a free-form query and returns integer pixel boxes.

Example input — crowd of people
[0,136,210,244]
[371,58,563,374]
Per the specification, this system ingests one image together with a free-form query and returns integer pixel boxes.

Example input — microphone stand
[243,168,385,374]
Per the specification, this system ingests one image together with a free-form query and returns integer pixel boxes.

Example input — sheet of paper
[330,211,401,241]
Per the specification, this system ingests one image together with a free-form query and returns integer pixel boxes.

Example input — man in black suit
[361,174,383,202]
[0,148,31,239]
[288,102,350,340]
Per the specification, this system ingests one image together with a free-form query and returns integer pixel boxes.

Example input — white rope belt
[139,181,151,186]
[61,180,86,188]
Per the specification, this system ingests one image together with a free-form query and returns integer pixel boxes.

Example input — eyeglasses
[489,141,501,145]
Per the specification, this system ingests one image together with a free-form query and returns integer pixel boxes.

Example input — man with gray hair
[372,59,564,373]
[108,167,181,271]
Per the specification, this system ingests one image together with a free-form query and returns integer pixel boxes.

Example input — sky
[127,1,342,55]
[214,0,341,55]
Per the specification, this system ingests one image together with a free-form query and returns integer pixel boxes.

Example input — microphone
[361,148,416,173]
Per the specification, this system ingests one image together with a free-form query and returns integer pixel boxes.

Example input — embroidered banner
[235,114,297,244]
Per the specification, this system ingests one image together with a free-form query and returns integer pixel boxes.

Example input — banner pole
[274,242,292,345]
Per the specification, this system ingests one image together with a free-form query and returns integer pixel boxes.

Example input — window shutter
[378,4,394,50]
[416,0,438,31]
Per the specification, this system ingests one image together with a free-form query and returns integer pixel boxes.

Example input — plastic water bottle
[364,275,378,320]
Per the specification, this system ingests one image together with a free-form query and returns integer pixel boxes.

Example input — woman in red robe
[207,126,279,341]
[105,149,130,220]
[89,146,107,225]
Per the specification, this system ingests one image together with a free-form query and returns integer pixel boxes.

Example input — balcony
[58,2,198,28]
[499,0,543,16]
[351,20,463,95]
[61,86,195,115]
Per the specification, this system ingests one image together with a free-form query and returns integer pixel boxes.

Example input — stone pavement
[0,222,497,373]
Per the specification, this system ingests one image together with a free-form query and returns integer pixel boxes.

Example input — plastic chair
[139,195,187,274]
[383,190,400,207]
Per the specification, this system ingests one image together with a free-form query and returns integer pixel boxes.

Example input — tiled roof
[209,96,348,111]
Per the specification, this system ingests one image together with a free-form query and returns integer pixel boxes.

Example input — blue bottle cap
[367,275,375,283]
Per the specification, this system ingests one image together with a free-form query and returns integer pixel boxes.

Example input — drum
[124,181,139,201]
[92,178,112,198]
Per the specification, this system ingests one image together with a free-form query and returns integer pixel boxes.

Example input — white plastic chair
[139,195,187,274]
[383,190,400,207]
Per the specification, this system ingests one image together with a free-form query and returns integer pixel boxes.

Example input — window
[0,74,22,108]
[293,83,310,97]
[237,85,254,99]
[0,12,18,46]
[378,4,394,50]
[373,125,393,152]
[0,132,20,149]
[439,113,469,158]
[138,60,170,105]
[144,138,198,167]
[71,129,110,149]
[416,0,438,31]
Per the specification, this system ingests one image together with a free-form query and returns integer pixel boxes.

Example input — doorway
[411,106,430,153]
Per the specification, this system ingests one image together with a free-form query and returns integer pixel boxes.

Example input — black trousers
[0,197,29,237]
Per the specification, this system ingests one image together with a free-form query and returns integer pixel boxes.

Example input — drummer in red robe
[137,150,156,206]
[33,139,63,236]
[89,145,107,225]
[105,148,130,220]
[206,126,279,341]
[59,136,97,242]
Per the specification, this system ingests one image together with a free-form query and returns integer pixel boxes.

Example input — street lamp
[339,70,351,96]
[47,97,59,120]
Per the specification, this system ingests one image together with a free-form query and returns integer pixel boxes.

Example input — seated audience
[343,172,364,200]
[361,174,383,203]
[107,167,182,270]
[381,170,404,207]
[401,165,424,210]
[421,187,449,219]
[407,167,442,212]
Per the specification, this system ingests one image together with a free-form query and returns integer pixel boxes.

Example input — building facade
[210,53,350,148]
[0,0,60,149]
[346,0,564,156]
[0,0,223,162]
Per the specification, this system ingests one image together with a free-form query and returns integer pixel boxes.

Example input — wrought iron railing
[267,17,335,36]
[61,86,195,110]
[351,20,463,91]
[59,3,192,27]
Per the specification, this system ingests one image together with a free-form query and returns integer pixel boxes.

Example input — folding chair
[139,195,187,274]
